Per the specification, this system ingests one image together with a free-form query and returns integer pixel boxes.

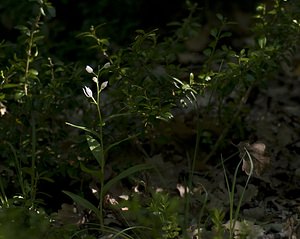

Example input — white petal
[83,86,93,98]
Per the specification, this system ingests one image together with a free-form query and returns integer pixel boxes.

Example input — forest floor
[53,8,300,239]
[108,43,300,239]
[80,55,300,239]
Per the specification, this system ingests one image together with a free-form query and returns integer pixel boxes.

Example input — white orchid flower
[83,86,93,98]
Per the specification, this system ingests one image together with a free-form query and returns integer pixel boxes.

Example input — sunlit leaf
[86,134,103,165]
[65,122,99,138]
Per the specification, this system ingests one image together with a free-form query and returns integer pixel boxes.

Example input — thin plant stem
[24,13,41,96]
[30,113,38,206]
[234,149,254,222]
[4,141,26,197]
[88,72,108,229]
[184,101,201,234]
[95,79,105,229]
[97,103,105,229]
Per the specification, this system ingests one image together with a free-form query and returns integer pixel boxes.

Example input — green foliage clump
[0,207,49,239]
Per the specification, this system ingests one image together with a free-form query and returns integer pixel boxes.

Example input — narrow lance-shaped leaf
[65,122,99,139]
[80,162,102,182]
[103,164,153,195]
[86,134,103,166]
[105,133,140,155]
[63,191,101,221]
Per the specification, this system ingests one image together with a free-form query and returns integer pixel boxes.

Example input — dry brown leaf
[238,141,271,176]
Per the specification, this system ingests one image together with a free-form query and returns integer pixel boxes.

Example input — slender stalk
[24,14,41,96]
[23,12,42,206]
[30,113,37,206]
[96,101,105,229]
[93,76,105,229]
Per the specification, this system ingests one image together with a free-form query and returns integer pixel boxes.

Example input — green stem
[95,80,105,229]
[24,13,41,96]
[30,112,37,206]
[184,104,201,232]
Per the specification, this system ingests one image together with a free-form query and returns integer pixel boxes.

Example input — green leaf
[105,134,140,155]
[28,69,39,76]
[156,112,173,121]
[258,37,267,49]
[2,83,20,89]
[220,32,232,38]
[104,113,131,123]
[22,167,34,176]
[103,164,153,195]
[65,122,99,138]
[203,48,212,56]
[172,77,184,87]
[63,191,101,220]
[86,134,103,165]
[210,28,218,38]
[216,13,224,21]
[39,176,54,183]
[80,162,102,182]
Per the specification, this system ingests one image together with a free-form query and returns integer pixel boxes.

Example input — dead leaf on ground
[238,141,271,177]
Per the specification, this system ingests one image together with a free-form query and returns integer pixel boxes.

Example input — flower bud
[92,77,98,83]
[103,62,111,69]
[85,65,93,74]
[100,81,108,91]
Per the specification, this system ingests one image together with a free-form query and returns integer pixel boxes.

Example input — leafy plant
[148,192,181,239]
[0,0,59,208]
[117,191,181,239]
[0,207,50,239]
[64,63,152,231]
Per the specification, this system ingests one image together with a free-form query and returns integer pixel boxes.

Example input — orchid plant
[64,64,152,231]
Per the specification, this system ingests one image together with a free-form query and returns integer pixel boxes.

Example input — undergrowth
[1,0,300,238]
